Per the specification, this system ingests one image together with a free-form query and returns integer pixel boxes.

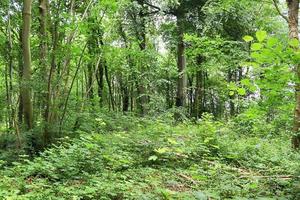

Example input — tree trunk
[120,77,129,112]
[136,1,148,116]
[228,70,235,117]
[39,0,52,145]
[21,0,33,130]
[104,64,115,111]
[96,61,104,107]
[187,75,193,116]
[195,70,203,119]
[18,30,23,124]
[287,0,300,149]
[5,13,14,130]
[175,13,186,108]
[87,63,94,103]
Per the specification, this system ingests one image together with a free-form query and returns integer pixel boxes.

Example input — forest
[0,0,300,199]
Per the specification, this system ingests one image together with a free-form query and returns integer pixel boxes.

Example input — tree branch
[272,0,289,22]
[144,1,160,11]
[144,1,175,15]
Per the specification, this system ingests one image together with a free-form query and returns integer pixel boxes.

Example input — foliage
[0,0,300,199]
[0,117,299,199]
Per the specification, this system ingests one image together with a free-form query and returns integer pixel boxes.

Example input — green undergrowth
[0,116,299,199]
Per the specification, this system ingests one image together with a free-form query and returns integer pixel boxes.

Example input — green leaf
[229,91,235,96]
[243,35,254,42]
[251,52,262,60]
[251,43,263,51]
[237,88,246,96]
[256,30,267,42]
[241,79,251,86]
[289,38,299,48]
[267,37,278,47]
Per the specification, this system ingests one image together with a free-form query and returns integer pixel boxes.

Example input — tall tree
[38,0,50,144]
[286,0,300,149]
[21,0,33,130]
[175,10,186,107]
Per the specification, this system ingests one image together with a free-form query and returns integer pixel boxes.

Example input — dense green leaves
[0,0,299,199]
[0,117,299,199]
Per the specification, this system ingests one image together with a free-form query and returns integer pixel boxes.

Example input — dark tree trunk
[120,77,129,112]
[96,61,104,107]
[104,64,115,111]
[175,13,186,108]
[228,70,235,117]
[194,70,203,119]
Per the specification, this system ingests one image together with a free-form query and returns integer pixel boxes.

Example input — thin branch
[144,1,175,15]
[144,1,161,11]
[272,0,289,22]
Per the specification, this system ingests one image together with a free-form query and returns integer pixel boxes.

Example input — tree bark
[287,0,300,149]
[21,0,33,130]
[104,63,115,111]
[175,13,186,108]
[136,0,148,115]
[39,0,52,145]
[87,63,94,103]
[195,70,203,119]
[96,61,104,107]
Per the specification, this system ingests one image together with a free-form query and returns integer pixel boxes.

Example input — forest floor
[0,115,300,199]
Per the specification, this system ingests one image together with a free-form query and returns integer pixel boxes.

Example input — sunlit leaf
[256,30,267,42]
[243,35,254,42]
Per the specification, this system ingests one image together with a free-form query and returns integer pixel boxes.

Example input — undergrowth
[0,114,299,199]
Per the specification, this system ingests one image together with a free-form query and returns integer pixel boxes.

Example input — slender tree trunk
[120,77,129,112]
[104,64,115,111]
[39,0,52,145]
[5,11,14,130]
[119,25,132,112]
[195,69,203,119]
[96,62,104,107]
[187,75,193,116]
[166,69,172,109]
[228,70,235,116]
[21,0,33,130]
[287,0,300,149]
[175,13,186,108]
[87,63,94,103]
[18,30,23,124]
[46,11,60,128]
[5,54,11,130]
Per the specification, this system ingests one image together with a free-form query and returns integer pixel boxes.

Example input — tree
[286,0,300,149]
[21,0,33,130]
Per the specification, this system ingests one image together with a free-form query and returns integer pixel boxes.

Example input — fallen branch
[178,173,199,184]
